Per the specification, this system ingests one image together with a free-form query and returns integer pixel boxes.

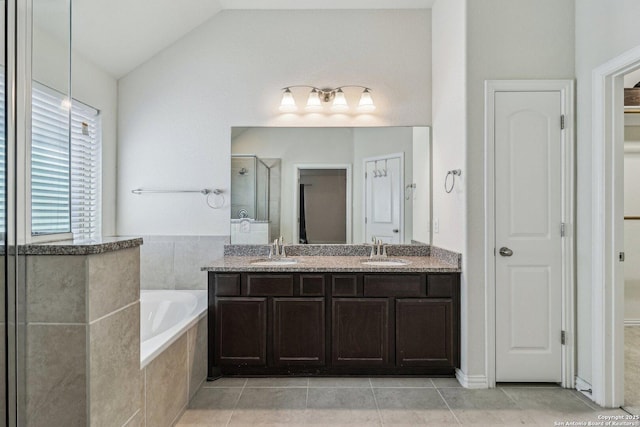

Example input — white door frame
[293,163,353,244]
[362,152,405,244]
[591,44,640,408]
[484,80,576,388]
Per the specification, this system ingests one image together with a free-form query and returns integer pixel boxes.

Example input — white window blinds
[31,83,71,235]
[31,81,101,239]
[71,101,101,239]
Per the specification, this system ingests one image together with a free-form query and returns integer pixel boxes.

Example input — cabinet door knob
[392,229,399,233]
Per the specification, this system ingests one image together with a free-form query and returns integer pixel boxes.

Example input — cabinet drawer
[364,275,423,297]
[427,275,455,297]
[300,275,325,296]
[332,275,360,296]
[245,274,294,296]
[214,274,240,296]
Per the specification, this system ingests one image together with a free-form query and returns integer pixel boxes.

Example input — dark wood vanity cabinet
[273,298,325,366]
[208,272,460,377]
[332,298,390,366]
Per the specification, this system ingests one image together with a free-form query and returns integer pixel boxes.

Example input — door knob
[499,247,513,257]
[392,229,399,233]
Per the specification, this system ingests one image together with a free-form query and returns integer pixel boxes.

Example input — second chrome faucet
[269,236,286,259]
[370,237,387,259]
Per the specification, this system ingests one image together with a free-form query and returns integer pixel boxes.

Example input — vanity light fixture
[278,88,297,112]
[279,85,375,114]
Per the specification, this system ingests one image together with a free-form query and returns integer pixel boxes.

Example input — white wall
[116,10,432,236]
[575,0,640,384]
[432,0,575,382]
[32,26,119,236]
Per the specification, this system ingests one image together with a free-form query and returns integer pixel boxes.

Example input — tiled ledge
[19,236,143,255]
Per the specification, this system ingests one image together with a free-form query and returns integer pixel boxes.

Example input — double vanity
[204,244,461,378]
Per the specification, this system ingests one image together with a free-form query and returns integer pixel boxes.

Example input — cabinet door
[216,298,267,366]
[332,298,389,366]
[396,299,454,367]
[273,298,325,366]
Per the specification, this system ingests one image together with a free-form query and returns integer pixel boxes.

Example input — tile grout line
[225,378,247,427]
[369,378,385,427]
[435,387,462,425]
[305,378,309,409]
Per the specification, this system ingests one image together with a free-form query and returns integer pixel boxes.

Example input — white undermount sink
[250,258,298,266]
[361,259,410,267]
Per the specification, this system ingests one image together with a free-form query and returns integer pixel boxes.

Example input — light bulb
[305,89,323,112]
[331,89,349,112]
[279,88,297,113]
[357,89,376,112]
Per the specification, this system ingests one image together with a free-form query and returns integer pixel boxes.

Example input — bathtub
[140,290,208,368]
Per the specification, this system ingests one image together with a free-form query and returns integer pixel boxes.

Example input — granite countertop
[20,236,143,255]
[201,255,460,273]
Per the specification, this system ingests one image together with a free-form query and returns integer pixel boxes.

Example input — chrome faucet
[370,237,387,259]
[269,236,286,259]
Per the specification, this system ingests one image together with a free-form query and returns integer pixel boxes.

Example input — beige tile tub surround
[25,244,142,427]
[140,315,208,427]
[140,235,227,290]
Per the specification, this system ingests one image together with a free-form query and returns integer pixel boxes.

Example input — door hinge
[561,115,565,130]
[620,252,625,262]
[365,172,367,179]
[561,330,566,345]
[560,222,566,237]
[365,217,368,224]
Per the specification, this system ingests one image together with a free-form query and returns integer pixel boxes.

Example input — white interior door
[364,155,402,244]
[495,91,563,382]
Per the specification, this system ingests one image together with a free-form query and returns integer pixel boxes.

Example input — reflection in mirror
[32,0,71,236]
[230,127,431,245]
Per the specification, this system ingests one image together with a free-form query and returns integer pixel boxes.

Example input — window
[31,83,71,235]
[31,81,101,239]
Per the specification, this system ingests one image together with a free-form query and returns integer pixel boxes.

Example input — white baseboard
[575,376,594,402]
[456,369,489,389]
[624,319,640,326]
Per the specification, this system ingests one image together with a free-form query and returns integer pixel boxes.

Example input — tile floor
[175,377,637,426]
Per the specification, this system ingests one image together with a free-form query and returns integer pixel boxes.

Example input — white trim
[455,369,489,389]
[624,319,640,326]
[591,44,640,409]
[292,163,353,244]
[484,80,575,389]
[362,152,405,244]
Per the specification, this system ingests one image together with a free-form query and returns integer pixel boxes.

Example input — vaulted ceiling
[57,0,434,79]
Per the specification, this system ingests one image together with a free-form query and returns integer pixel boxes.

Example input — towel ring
[206,189,225,209]
[445,169,462,194]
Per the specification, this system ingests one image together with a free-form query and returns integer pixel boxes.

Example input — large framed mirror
[230,127,431,245]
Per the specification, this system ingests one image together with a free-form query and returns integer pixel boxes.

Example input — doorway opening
[621,69,640,415]
[293,164,352,244]
[591,44,640,409]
